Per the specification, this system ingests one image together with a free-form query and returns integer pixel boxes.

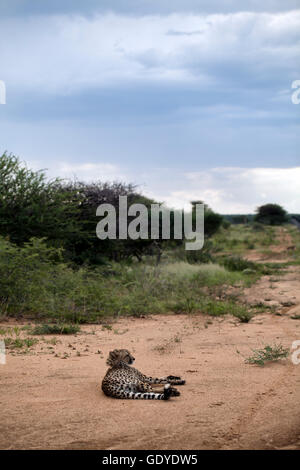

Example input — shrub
[0,152,79,246]
[233,309,253,323]
[222,256,258,272]
[191,201,224,237]
[0,236,257,323]
[186,239,213,264]
[251,222,265,232]
[31,324,80,335]
[254,203,288,226]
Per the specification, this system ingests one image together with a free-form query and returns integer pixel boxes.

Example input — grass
[160,262,252,287]
[244,343,289,366]
[0,235,259,322]
[286,225,300,263]
[2,227,293,324]
[211,224,278,255]
[4,337,38,350]
[0,240,257,324]
[168,295,253,322]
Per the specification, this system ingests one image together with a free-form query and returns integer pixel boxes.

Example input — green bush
[254,203,288,226]
[0,152,79,247]
[31,324,80,335]
[245,344,289,366]
[191,201,223,237]
[0,236,258,323]
[222,256,258,272]
[251,222,265,232]
[0,236,116,321]
[186,239,213,264]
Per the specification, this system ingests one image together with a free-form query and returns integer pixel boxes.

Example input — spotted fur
[102,349,185,400]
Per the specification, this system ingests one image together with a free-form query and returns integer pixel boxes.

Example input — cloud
[145,167,300,213]
[18,157,300,213]
[57,162,126,181]
[27,160,127,182]
[166,29,204,36]
[1,10,299,94]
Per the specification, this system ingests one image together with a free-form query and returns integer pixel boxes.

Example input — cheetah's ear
[106,349,122,367]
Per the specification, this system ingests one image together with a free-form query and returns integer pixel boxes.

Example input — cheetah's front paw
[166,375,186,385]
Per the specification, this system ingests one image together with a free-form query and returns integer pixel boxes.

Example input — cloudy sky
[0,1,299,213]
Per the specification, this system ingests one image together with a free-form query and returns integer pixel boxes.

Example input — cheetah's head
[106,349,135,367]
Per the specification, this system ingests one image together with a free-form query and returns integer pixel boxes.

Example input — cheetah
[101,349,185,400]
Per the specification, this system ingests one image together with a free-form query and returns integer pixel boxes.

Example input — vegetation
[0,152,161,264]
[4,337,38,350]
[254,203,288,226]
[0,152,298,325]
[222,256,258,272]
[0,235,259,322]
[31,324,80,335]
[0,153,227,266]
[211,223,278,255]
[244,343,289,366]
[0,152,78,247]
[191,201,223,238]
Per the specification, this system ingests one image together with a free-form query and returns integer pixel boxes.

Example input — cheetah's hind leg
[150,383,181,396]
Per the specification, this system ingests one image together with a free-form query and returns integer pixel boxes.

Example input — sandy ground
[0,230,300,450]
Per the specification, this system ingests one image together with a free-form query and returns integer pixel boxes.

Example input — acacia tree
[0,152,79,246]
[59,180,158,264]
[0,153,167,264]
[254,203,288,225]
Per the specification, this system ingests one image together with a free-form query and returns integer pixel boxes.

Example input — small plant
[23,338,38,347]
[291,314,300,320]
[4,337,38,349]
[31,324,80,335]
[13,326,21,336]
[245,343,289,366]
[44,337,59,345]
[233,309,253,323]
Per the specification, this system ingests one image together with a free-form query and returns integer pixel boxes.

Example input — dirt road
[1,305,300,449]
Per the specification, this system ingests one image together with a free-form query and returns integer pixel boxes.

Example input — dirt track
[1,230,300,450]
[1,307,300,449]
